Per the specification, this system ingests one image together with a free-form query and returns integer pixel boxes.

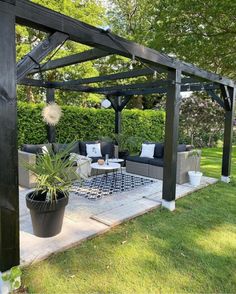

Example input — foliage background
[18,102,165,152]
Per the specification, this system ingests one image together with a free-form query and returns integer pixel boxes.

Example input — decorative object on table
[23,144,80,238]
[42,102,62,126]
[188,149,202,186]
[72,173,154,200]
[105,154,109,165]
[98,159,105,165]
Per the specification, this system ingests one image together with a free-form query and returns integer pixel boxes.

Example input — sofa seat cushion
[22,144,52,155]
[148,158,164,167]
[53,142,80,154]
[126,155,150,164]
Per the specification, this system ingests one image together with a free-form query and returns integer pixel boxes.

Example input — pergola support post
[162,69,181,211]
[0,1,20,271]
[46,88,56,143]
[221,87,235,183]
[115,96,122,135]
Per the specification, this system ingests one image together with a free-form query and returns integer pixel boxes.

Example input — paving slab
[91,198,161,226]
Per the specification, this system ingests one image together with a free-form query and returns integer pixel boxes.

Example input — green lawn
[23,147,236,293]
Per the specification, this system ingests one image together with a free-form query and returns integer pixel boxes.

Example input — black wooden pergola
[0,0,235,272]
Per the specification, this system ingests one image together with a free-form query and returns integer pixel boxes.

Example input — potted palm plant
[24,146,79,238]
[188,149,202,187]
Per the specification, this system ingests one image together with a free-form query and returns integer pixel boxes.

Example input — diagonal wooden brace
[17,31,68,82]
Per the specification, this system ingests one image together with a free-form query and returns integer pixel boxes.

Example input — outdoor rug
[71,173,154,200]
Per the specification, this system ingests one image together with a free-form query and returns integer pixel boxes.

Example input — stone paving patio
[19,171,218,266]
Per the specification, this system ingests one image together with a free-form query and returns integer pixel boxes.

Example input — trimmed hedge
[18,102,165,152]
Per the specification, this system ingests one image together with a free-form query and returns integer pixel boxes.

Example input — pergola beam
[17,31,68,82]
[30,48,112,74]
[12,0,235,87]
[18,78,220,96]
[61,68,158,86]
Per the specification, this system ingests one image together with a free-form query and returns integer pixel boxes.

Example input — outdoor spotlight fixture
[101,99,111,109]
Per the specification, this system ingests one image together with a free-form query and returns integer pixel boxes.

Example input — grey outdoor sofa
[18,141,118,188]
[126,143,200,184]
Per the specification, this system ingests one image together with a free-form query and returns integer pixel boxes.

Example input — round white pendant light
[101,99,111,109]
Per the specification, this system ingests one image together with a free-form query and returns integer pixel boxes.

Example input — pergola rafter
[0,0,235,272]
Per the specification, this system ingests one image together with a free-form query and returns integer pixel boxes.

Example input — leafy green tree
[108,0,236,78]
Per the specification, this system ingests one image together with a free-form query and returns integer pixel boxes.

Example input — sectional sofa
[126,143,200,184]
[18,141,117,188]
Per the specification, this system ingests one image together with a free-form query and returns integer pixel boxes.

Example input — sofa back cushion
[144,142,164,158]
[22,144,52,155]
[101,141,114,158]
[79,141,99,156]
[79,141,114,157]
[53,142,80,154]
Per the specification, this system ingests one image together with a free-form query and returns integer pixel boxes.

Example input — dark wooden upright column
[0,1,20,271]
[115,96,122,135]
[162,69,181,211]
[221,87,235,182]
[46,88,56,143]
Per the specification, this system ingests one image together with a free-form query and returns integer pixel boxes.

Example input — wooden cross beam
[220,85,232,111]
[60,68,158,86]
[11,0,236,87]
[206,89,225,109]
[17,31,68,82]
[29,48,112,74]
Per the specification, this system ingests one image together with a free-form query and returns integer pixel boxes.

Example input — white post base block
[162,200,175,211]
[221,176,230,183]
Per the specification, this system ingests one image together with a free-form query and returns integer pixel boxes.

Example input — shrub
[17,103,165,153]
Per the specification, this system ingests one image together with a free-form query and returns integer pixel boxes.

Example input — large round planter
[26,191,69,238]
[188,171,203,187]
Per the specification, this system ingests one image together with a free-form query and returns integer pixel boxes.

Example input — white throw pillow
[140,143,155,158]
[86,143,102,157]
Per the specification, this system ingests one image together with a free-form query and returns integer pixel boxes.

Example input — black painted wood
[0,4,19,271]
[17,31,68,82]
[162,69,181,202]
[220,85,232,111]
[221,87,235,177]
[46,88,56,143]
[12,0,235,87]
[206,89,225,109]
[30,48,111,74]
[62,68,157,86]
[115,97,122,135]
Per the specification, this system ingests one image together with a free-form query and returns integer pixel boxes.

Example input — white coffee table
[91,162,121,180]
[108,158,124,164]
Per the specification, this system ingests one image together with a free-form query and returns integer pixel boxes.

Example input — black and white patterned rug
[71,173,154,200]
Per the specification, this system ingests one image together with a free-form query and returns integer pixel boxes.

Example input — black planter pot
[118,150,129,166]
[26,191,69,238]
